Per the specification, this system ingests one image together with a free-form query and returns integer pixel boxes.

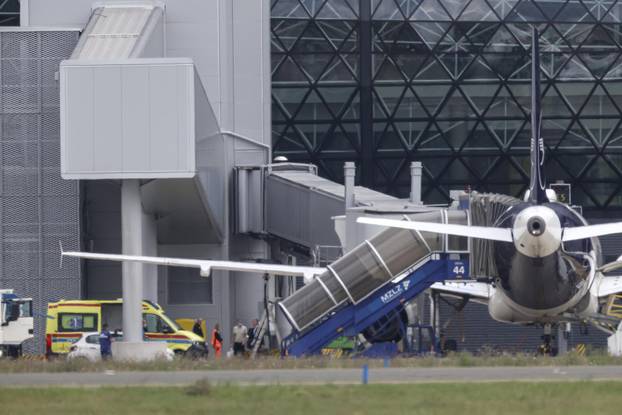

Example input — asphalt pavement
[2,365,622,387]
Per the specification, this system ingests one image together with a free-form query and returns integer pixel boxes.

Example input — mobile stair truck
[0,289,33,358]
[276,208,470,357]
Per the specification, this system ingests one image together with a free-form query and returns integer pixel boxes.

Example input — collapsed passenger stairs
[275,209,470,357]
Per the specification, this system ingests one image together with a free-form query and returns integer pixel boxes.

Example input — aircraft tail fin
[528,26,547,204]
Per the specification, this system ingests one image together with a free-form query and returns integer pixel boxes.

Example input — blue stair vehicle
[275,208,470,357]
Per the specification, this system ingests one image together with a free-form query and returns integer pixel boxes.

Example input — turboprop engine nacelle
[512,205,562,258]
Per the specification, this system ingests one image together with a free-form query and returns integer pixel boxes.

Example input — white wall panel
[61,59,196,179]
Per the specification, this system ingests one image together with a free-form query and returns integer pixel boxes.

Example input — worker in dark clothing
[99,324,112,360]
[211,324,223,358]
[192,319,204,338]
[247,319,259,350]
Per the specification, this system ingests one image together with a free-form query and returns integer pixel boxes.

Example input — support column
[359,0,373,188]
[344,162,356,209]
[410,161,422,204]
[142,211,158,304]
[121,179,143,343]
[113,179,166,360]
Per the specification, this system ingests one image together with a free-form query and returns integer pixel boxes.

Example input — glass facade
[271,0,622,213]
[0,0,18,26]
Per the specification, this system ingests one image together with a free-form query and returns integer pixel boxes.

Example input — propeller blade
[562,222,622,242]
[357,217,513,242]
[598,260,622,273]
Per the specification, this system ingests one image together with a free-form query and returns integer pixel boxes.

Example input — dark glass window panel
[376,123,407,151]
[506,0,547,22]
[459,0,499,21]
[273,0,310,18]
[272,56,309,82]
[273,19,309,51]
[0,0,18,26]
[273,126,312,153]
[394,89,428,119]
[412,0,453,21]
[271,0,622,211]
[488,0,519,20]
[395,121,428,148]
[373,0,407,20]
[317,0,358,19]
[555,1,596,23]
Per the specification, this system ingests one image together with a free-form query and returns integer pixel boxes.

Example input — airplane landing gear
[537,324,558,356]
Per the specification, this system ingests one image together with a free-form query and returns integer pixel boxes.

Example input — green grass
[3,349,622,373]
[1,382,622,415]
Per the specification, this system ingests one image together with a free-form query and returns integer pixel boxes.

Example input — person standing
[247,319,259,350]
[192,319,204,338]
[99,324,112,360]
[232,321,248,356]
[211,324,223,358]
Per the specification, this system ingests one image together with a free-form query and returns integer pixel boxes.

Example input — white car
[67,332,174,361]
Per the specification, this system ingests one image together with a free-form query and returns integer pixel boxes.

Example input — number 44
[453,265,465,275]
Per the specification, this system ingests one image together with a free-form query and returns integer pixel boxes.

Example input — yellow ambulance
[45,299,207,357]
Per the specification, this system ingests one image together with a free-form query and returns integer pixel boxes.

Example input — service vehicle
[67,331,174,361]
[46,299,206,357]
[0,289,33,358]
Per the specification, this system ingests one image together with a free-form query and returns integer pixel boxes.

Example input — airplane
[361,28,622,334]
[62,28,622,341]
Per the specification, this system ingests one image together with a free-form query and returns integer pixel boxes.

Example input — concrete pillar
[344,162,356,209]
[410,161,423,204]
[142,211,158,303]
[114,179,167,360]
[121,179,144,344]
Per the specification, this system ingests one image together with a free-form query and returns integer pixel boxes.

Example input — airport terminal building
[0,0,620,352]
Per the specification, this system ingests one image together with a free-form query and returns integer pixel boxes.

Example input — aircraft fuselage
[489,202,596,323]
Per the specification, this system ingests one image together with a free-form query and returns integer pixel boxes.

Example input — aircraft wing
[562,222,622,242]
[430,280,494,304]
[595,275,622,299]
[62,251,325,282]
[357,217,513,242]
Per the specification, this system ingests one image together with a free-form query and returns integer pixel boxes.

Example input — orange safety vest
[211,329,222,353]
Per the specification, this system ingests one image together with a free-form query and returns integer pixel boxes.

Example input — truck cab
[0,289,34,358]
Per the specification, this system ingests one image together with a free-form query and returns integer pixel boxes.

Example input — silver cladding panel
[279,210,468,333]
[60,59,197,179]
[265,174,343,248]
[0,30,81,353]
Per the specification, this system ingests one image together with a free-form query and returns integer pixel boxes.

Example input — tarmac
[2,366,622,387]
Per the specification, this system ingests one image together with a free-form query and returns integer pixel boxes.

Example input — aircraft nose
[527,216,546,237]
